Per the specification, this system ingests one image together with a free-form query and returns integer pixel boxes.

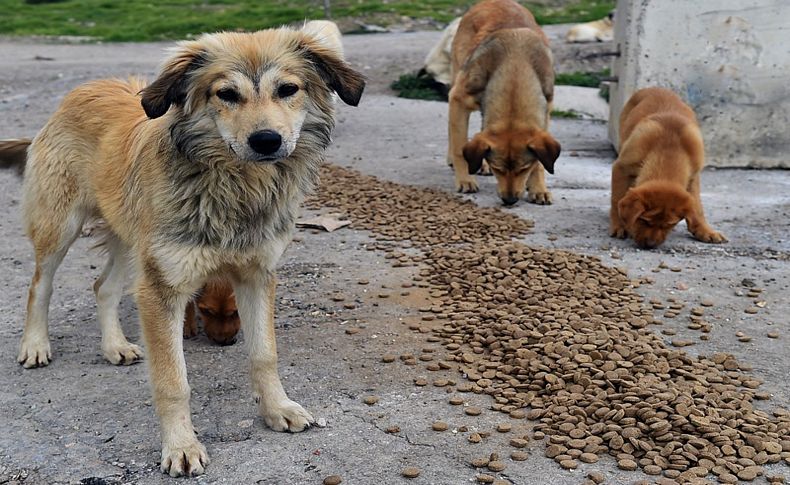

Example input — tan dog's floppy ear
[462,134,490,175]
[140,42,206,119]
[300,40,365,106]
[618,189,646,228]
[528,131,561,174]
[463,37,505,94]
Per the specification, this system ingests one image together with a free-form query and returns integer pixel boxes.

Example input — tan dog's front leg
[234,270,314,432]
[609,159,631,238]
[526,164,552,205]
[685,175,727,243]
[447,90,478,193]
[137,276,207,477]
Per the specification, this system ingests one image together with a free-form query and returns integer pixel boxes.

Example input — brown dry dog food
[308,165,790,481]
[401,467,420,478]
[323,476,342,485]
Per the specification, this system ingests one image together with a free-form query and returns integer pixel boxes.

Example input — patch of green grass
[555,68,611,88]
[391,73,448,102]
[550,109,582,119]
[0,0,615,42]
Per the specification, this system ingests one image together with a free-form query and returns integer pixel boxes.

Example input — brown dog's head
[196,281,240,346]
[140,28,365,164]
[463,128,560,205]
[617,181,694,249]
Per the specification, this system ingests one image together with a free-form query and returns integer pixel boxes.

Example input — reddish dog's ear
[528,131,561,174]
[462,134,490,175]
[618,189,646,228]
[141,41,207,119]
[300,39,366,107]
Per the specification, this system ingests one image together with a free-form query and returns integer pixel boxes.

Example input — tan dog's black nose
[248,130,282,156]
[501,195,519,206]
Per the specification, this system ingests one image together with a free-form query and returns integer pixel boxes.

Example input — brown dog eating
[447,0,561,205]
[610,87,727,248]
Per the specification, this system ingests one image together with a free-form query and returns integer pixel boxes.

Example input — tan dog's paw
[160,440,209,477]
[694,229,728,244]
[455,176,479,193]
[102,341,144,365]
[527,190,552,205]
[261,398,314,433]
[478,160,492,176]
[18,338,51,368]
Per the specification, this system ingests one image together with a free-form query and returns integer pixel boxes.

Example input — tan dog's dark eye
[216,88,240,103]
[277,83,299,98]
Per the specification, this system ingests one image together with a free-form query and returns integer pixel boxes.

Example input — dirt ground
[0,30,788,485]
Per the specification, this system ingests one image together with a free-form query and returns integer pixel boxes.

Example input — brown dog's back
[451,0,548,77]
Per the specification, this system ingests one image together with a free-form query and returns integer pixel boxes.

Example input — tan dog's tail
[0,138,31,176]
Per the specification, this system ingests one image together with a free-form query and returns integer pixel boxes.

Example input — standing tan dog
[13,27,363,476]
[448,0,561,205]
[610,87,726,248]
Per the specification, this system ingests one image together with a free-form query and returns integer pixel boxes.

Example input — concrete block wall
[608,0,789,168]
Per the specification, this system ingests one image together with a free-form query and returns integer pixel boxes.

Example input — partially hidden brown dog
[7,27,364,477]
[0,139,241,346]
[448,0,561,205]
[610,87,727,248]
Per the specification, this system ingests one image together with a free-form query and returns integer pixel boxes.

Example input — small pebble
[323,476,342,485]
[401,467,420,479]
[768,331,780,339]
[345,328,359,335]
[362,395,379,405]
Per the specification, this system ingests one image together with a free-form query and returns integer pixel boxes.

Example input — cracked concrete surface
[0,30,788,485]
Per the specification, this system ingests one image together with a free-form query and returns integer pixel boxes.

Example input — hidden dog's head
[196,281,240,346]
[140,28,364,163]
[617,181,693,249]
[463,128,560,205]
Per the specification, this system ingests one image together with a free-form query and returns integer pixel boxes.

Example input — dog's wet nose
[248,130,282,156]
[501,195,519,206]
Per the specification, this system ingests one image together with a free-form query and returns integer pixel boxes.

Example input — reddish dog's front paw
[478,160,492,176]
[695,230,728,244]
[609,225,628,239]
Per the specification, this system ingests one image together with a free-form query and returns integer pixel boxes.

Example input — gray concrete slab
[0,32,788,485]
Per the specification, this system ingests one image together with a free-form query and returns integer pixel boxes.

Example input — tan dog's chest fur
[446,0,561,205]
[15,27,364,477]
[609,87,726,248]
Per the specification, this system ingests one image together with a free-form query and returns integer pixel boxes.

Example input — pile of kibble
[309,165,789,484]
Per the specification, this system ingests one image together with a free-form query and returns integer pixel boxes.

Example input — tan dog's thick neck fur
[447,0,560,205]
[16,27,364,477]
[610,87,726,248]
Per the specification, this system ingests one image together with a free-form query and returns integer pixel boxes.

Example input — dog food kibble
[345,327,359,335]
[381,354,396,363]
[496,423,512,433]
[768,331,780,338]
[476,475,495,484]
[487,461,506,472]
[362,395,378,405]
[432,421,448,431]
[308,166,789,481]
[510,450,529,461]
[323,475,342,485]
[465,407,482,416]
[559,459,578,470]
[448,396,464,405]
[509,438,528,448]
[471,457,489,468]
[579,453,598,463]
[386,425,400,434]
[587,472,605,484]
[401,467,420,479]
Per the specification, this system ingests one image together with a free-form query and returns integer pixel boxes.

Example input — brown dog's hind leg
[234,270,314,432]
[609,159,631,238]
[137,273,208,477]
[685,175,727,243]
[526,164,552,205]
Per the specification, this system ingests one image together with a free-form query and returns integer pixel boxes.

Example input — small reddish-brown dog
[184,281,240,345]
[610,87,727,248]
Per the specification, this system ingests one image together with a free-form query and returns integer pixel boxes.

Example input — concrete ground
[0,30,788,485]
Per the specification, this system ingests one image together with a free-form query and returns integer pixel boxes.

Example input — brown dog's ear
[618,189,646,228]
[528,131,561,174]
[462,134,490,175]
[140,42,207,119]
[300,40,365,106]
